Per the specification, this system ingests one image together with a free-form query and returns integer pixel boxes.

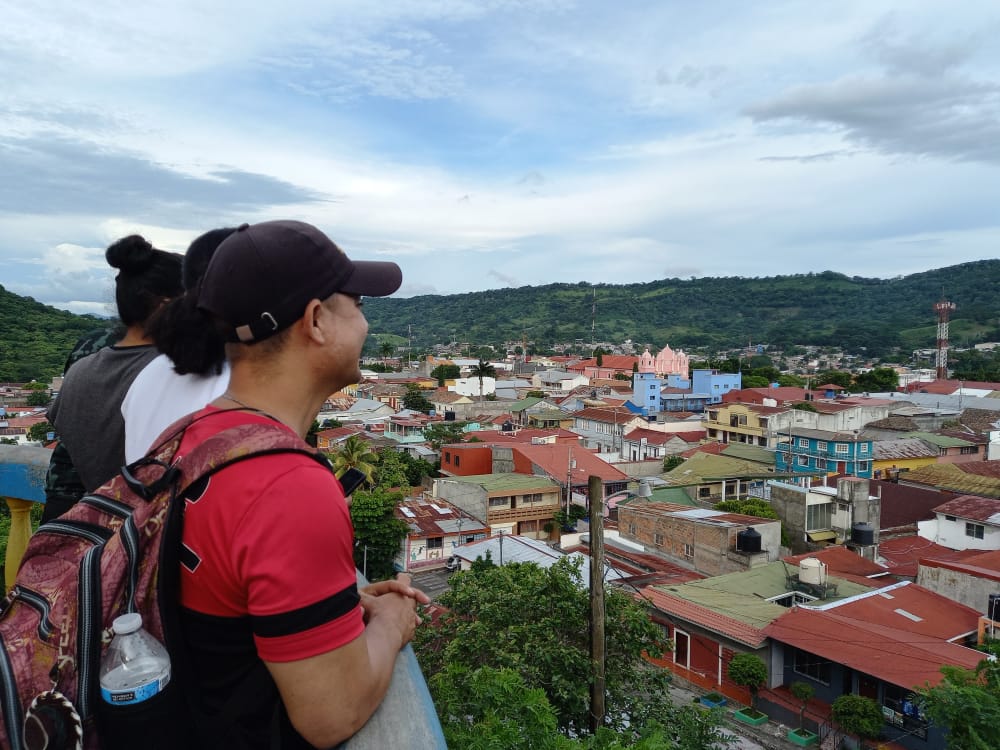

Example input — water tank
[989,594,1000,621]
[799,558,827,585]
[851,522,875,546]
[736,527,762,554]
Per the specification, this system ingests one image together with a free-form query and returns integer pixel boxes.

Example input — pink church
[638,344,689,377]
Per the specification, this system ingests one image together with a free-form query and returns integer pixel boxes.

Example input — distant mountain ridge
[4,260,999,381]
[362,259,1000,354]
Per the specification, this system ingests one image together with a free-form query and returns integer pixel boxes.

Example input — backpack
[0,411,325,750]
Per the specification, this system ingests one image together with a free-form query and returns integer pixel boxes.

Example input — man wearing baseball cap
[175,221,427,748]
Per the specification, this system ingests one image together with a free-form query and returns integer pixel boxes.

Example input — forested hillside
[363,260,1000,354]
[3,260,999,381]
[0,286,106,382]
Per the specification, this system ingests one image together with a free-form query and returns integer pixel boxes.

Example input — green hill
[362,260,1000,355]
[0,286,106,382]
[4,260,999,381]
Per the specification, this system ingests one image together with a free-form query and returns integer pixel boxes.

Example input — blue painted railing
[0,444,445,749]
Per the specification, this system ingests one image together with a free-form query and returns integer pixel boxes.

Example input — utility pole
[588,474,606,733]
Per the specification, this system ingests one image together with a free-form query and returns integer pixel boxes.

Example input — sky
[3,1,999,315]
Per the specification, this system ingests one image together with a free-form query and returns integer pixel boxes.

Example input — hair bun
[105,235,156,272]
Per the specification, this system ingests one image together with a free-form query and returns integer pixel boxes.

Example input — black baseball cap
[198,220,402,343]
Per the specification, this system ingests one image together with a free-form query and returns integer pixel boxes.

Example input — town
[5,300,1000,749]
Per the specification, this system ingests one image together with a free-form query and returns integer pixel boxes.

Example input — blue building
[691,369,742,405]
[774,427,873,478]
[632,371,661,415]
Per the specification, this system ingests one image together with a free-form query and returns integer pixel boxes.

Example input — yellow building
[702,403,791,448]
[872,437,939,479]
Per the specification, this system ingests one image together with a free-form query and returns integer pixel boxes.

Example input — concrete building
[768,477,881,555]
[618,502,782,576]
[432,473,563,539]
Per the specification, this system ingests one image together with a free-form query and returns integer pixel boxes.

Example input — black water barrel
[737,527,762,553]
[851,522,875,546]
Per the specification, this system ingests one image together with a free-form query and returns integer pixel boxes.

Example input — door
[674,630,690,670]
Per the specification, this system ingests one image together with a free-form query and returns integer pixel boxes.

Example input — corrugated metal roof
[872,438,939,460]
[903,464,1000,498]
[439,473,562,492]
[902,431,975,448]
[933,494,1000,524]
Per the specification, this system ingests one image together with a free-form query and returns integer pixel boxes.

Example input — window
[945,514,957,521]
[444,453,451,464]
[454,455,461,467]
[699,487,711,498]
[835,443,849,454]
[628,524,636,535]
[793,648,831,684]
[966,523,985,539]
[960,446,980,455]
[816,458,827,469]
[807,502,833,531]
[738,415,748,425]
[858,461,870,472]
[817,441,827,452]
[883,684,928,739]
[797,438,809,449]
[654,533,664,546]
[489,496,510,508]
[683,543,694,558]
[797,455,809,467]
[859,443,869,454]
[427,537,443,549]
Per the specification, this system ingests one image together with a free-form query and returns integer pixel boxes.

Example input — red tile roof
[622,427,703,445]
[640,587,768,647]
[571,407,636,423]
[877,536,973,577]
[918,548,1000,584]
[512,443,629,484]
[932,494,1000,523]
[783,546,889,579]
[463,428,580,444]
[567,356,640,372]
[824,581,982,641]
[955,462,1000,479]
[762,607,983,689]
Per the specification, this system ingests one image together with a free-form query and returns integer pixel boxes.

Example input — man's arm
[265,587,419,748]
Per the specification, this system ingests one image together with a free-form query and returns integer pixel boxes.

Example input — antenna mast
[933,297,956,380]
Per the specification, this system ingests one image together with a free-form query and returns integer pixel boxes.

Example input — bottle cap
[112,613,143,635]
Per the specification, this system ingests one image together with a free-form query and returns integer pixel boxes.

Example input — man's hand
[360,573,429,631]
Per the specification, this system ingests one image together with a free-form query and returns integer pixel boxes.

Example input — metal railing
[0,444,446,749]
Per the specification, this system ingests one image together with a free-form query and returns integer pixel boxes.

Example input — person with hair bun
[121,227,236,462]
[46,235,183,511]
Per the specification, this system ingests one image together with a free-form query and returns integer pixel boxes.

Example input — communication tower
[933,298,956,380]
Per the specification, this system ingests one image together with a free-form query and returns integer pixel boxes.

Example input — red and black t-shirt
[177,407,363,747]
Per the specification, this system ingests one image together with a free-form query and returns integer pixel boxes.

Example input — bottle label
[100,673,169,705]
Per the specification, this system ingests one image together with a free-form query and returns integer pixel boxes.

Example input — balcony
[0,444,445,749]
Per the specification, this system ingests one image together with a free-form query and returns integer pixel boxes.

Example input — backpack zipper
[80,495,141,611]
[81,494,132,518]
[10,586,55,641]
[39,520,113,545]
[0,632,24,750]
[77,544,103,720]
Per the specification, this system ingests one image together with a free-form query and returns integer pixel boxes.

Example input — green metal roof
[721,444,776,465]
[654,561,874,629]
[902,431,975,448]
[662,452,779,487]
[441,473,561,492]
[508,396,545,412]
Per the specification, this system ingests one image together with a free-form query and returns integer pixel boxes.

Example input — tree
[814,370,853,389]
[470,357,496,405]
[832,694,883,749]
[414,557,678,736]
[727,652,767,711]
[379,340,395,366]
[349,486,409,581]
[714,498,778,520]
[373,448,411,490]
[27,390,51,407]
[330,434,378,485]
[526,390,546,398]
[423,421,468,451]
[402,383,433,413]
[790,681,814,731]
[663,455,685,472]
[853,367,899,393]
[430,363,461,385]
[919,659,1000,750]
[27,421,53,442]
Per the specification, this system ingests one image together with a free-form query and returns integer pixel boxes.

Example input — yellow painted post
[4,498,34,591]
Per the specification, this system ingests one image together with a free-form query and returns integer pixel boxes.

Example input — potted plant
[832,694,884,749]
[727,652,769,725]
[699,691,727,709]
[786,681,816,744]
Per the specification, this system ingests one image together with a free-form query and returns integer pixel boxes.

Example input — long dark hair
[146,227,237,376]
[105,236,183,327]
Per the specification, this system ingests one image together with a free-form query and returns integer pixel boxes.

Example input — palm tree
[469,357,496,405]
[379,340,394,368]
[331,435,377,485]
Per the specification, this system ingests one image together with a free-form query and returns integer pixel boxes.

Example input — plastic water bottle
[99,613,171,705]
